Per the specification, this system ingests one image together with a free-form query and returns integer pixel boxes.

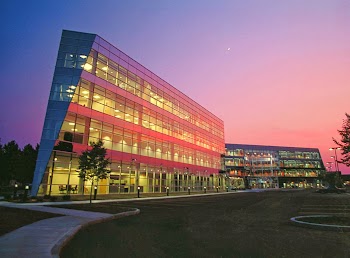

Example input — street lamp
[13,183,18,199]
[94,186,98,200]
[329,147,341,172]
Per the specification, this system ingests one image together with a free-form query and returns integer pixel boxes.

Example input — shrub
[4,194,12,200]
[43,194,50,199]
[62,195,71,201]
[49,196,57,202]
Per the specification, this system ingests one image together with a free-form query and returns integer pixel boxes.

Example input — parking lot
[61,190,350,258]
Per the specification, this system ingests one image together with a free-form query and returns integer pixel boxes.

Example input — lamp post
[132,158,138,193]
[94,186,97,200]
[23,185,29,202]
[188,186,190,195]
[137,186,140,198]
[329,147,341,172]
[166,186,169,196]
[13,183,18,199]
[204,186,206,193]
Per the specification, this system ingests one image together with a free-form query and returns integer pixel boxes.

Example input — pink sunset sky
[1,0,349,173]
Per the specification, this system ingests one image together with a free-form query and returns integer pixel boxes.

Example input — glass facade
[225,144,325,189]
[31,30,225,196]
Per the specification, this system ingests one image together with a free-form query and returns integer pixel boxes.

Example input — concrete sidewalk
[0,201,142,258]
[0,189,268,257]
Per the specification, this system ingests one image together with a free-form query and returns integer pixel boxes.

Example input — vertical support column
[49,151,56,196]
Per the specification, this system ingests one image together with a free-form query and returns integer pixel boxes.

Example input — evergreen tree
[78,140,110,203]
[3,141,21,184]
[19,144,38,184]
[333,113,350,167]
[0,140,39,185]
[0,143,5,185]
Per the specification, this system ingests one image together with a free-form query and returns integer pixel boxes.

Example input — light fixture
[93,95,100,99]
[80,55,87,59]
[69,122,75,125]
[82,90,89,94]
[83,63,92,71]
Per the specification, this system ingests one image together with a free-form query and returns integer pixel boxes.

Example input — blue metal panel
[31,30,96,196]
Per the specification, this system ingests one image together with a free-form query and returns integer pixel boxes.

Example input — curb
[290,215,350,232]
[51,208,140,257]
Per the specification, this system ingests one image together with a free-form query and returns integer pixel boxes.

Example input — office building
[225,144,325,189]
[31,30,225,196]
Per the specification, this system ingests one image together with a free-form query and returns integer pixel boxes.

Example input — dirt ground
[61,190,350,258]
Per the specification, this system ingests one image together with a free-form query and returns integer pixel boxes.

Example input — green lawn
[60,190,350,258]
[0,206,61,236]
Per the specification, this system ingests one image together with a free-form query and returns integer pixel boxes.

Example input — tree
[0,143,4,185]
[18,144,38,184]
[78,140,110,203]
[333,113,350,167]
[2,141,21,185]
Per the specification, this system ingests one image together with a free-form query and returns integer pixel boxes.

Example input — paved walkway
[0,190,267,257]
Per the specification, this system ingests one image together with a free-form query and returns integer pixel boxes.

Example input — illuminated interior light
[125,114,130,116]
[126,119,131,121]
[102,67,108,71]
[83,63,92,71]
[89,127,94,130]
[71,128,77,131]
[67,94,73,98]
[70,54,73,57]
[116,115,121,118]
[83,96,88,99]
[82,90,89,94]
[69,122,75,125]
[93,95,100,99]
[69,85,76,89]
[66,89,74,93]
[80,55,87,59]
[115,109,120,112]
